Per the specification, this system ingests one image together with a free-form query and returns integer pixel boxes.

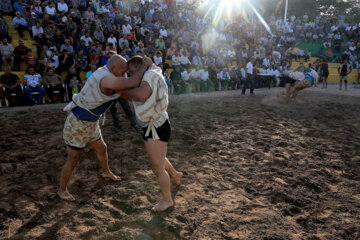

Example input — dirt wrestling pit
[0,88,359,240]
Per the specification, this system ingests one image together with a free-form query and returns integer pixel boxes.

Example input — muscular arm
[101,57,152,91]
[119,81,152,102]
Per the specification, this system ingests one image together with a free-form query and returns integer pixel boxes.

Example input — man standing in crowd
[242,57,255,95]
[58,55,152,201]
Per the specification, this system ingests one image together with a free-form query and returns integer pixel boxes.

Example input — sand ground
[0,86,359,240]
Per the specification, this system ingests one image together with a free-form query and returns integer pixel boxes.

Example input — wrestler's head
[107,55,128,77]
[127,55,144,76]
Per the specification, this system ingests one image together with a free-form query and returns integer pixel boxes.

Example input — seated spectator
[189,67,201,92]
[0,37,14,68]
[107,32,117,48]
[57,0,68,13]
[80,31,93,48]
[171,50,181,69]
[325,48,333,62]
[14,39,28,71]
[155,36,166,51]
[13,0,24,13]
[43,68,65,103]
[66,17,77,35]
[60,39,74,53]
[88,49,100,67]
[192,52,202,67]
[45,48,59,70]
[179,52,191,71]
[105,42,117,53]
[90,41,102,56]
[65,67,82,100]
[153,51,163,66]
[0,13,10,42]
[57,49,75,74]
[219,68,230,90]
[75,49,88,72]
[23,66,45,105]
[84,6,94,21]
[32,22,43,40]
[1,66,25,106]
[30,1,42,19]
[199,65,210,92]
[76,40,90,56]
[100,50,116,66]
[317,47,325,59]
[93,26,104,44]
[166,46,176,60]
[45,2,57,21]
[85,64,97,80]
[170,65,184,94]
[12,11,27,38]
[25,49,44,75]
[52,29,65,50]
[44,22,56,40]
[0,0,13,17]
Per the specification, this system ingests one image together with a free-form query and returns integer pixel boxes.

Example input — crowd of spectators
[0,0,359,106]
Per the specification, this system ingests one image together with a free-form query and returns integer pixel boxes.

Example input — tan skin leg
[322,76,327,88]
[339,76,343,90]
[58,147,81,201]
[89,137,120,181]
[58,138,120,201]
[144,139,182,212]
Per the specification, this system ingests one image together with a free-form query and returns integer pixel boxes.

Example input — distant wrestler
[281,63,319,102]
[58,55,152,201]
[120,56,183,211]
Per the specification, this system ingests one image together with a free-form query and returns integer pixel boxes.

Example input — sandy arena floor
[0,86,359,240]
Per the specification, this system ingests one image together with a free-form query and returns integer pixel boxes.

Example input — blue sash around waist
[72,101,114,122]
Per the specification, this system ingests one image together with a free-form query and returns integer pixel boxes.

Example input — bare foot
[102,171,121,181]
[173,172,183,185]
[58,190,75,201]
[152,199,174,212]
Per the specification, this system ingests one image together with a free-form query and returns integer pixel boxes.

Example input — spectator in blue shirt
[12,11,27,38]
[13,0,23,13]
[76,40,90,56]
[0,0,13,17]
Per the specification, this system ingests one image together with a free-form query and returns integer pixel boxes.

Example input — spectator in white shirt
[32,22,43,39]
[242,57,255,95]
[179,53,191,71]
[57,0,68,13]
[154,51,163,66]
[181,69,190,82]
[122,21,132,35]
[80,32,93,47]
[192,52,202,66]
[171,51,181,69]
[199,66,210,91]
[45,2,57,19]
[159,27,167,38]
[263,56,271,68]
[107,32,117,47]
[189,67,201,92]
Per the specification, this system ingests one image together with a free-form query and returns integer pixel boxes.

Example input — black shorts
[340,73,348,77]
[286,77,296,85]
[142,120,171,142]
[322,72,329,77]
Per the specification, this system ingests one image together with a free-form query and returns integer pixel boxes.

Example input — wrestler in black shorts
[142,119,171,142]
